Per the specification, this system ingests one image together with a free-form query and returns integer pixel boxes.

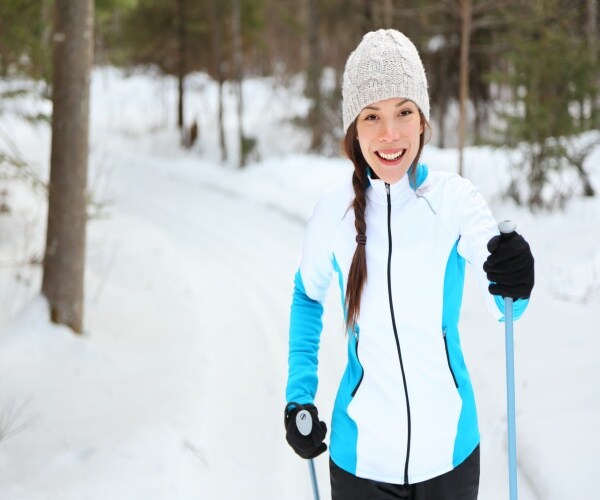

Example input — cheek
[410,121,423,140]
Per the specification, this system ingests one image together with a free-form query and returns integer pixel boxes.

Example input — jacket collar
[366,164,429,205]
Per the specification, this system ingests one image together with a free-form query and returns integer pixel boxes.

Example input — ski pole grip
[296,409,313,436]
[498,220,516,235]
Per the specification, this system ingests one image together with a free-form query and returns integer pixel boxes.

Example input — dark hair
[343,111,430,332]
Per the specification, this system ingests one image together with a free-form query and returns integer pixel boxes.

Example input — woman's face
[356,98,423,185]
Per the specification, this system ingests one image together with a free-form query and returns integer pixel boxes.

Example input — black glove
[484,231,534,299]
[284,402,327,459]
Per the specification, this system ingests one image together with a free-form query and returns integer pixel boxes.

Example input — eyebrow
[363,99,410,111]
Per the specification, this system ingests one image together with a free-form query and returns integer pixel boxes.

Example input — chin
[375,167,409,185]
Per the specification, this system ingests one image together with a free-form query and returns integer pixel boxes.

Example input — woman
[284,29,534,499]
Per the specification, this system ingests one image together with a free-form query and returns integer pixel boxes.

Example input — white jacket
[286,164,524,484]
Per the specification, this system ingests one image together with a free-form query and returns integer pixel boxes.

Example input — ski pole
[296,409,321,500]
[498,220,518,500]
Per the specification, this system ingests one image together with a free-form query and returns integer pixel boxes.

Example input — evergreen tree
[0,0,52,80]
[492,0,597,209]
[117,0,211,130]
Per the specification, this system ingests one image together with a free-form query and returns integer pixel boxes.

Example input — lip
[375,148,407,164]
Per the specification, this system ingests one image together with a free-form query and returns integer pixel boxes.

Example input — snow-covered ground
[0,67,599,499]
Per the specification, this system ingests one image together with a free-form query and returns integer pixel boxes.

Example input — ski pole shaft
[499,220,518,500]
[296,409,321,500]
[504,296,518,500]
[308,457,320,500]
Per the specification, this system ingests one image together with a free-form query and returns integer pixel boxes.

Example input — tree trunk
[210,0,226,162]
[586,0,598,128]
[362,0,374,32]
[176,0,187,130]
[437,46,451,148]
[232,0,245,167]
[42,0,94,334]
[457,0,472,176]
[382,0,393,28]
[437,104,447,148]
[307,0,323,152]
[575,162,596,197]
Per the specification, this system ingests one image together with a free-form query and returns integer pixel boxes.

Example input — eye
[363,113,378,121]
[399,108,413,117]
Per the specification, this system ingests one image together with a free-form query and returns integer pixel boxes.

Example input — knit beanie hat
[342,29,430,133]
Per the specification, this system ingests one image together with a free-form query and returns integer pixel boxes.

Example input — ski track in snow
[110,151,328,499]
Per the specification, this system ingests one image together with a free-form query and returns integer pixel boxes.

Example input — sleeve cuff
[494,295,529,322]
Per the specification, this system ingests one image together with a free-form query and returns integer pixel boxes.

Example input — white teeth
[378,150,404,161]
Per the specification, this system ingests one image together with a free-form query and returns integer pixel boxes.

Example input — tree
[232,0,247,166]
[0,0,53,80]
[585,0,598,129]
[209,0,227,162]
[457,0,472,177]
[94,0,139,64]
[42,0,94,333]
[306,0,324,152]
[438,0,514,174]
[119,0,210,132]
[492,0,597,209]
[176,0,189,129]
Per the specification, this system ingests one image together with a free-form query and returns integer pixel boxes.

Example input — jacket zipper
[351,330,364,397]
[443,329,459,388]
[386,183,412,485]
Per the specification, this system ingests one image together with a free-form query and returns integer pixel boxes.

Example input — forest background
[2,0,599,208]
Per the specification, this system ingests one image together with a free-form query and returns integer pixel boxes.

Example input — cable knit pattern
[342,29,430,132]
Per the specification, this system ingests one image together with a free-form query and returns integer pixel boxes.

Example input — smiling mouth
[376,149,406,161]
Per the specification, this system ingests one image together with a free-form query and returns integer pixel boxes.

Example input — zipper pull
[385,182,390,196]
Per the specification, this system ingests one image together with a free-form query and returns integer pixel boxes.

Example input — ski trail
[111,154,331,498]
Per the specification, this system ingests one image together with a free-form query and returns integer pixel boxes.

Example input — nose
[378,118,400,142]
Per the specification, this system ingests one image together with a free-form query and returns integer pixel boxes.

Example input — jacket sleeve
[455,177,529,321]
[286,270,325,404]
[285,196,336,404]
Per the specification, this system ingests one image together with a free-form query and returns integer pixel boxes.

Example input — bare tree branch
[0,397,39,444]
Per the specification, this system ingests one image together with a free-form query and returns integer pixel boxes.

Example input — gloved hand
[284,402,327,459]
[484,231,534,299]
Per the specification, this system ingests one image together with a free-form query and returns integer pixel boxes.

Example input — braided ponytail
[344,122,370,332]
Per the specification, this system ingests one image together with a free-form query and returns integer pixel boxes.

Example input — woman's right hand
[284,402,328,459]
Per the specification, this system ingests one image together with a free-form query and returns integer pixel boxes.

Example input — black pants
[330,446,480,500]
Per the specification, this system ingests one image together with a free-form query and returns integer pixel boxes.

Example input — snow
[1,66,599,499]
